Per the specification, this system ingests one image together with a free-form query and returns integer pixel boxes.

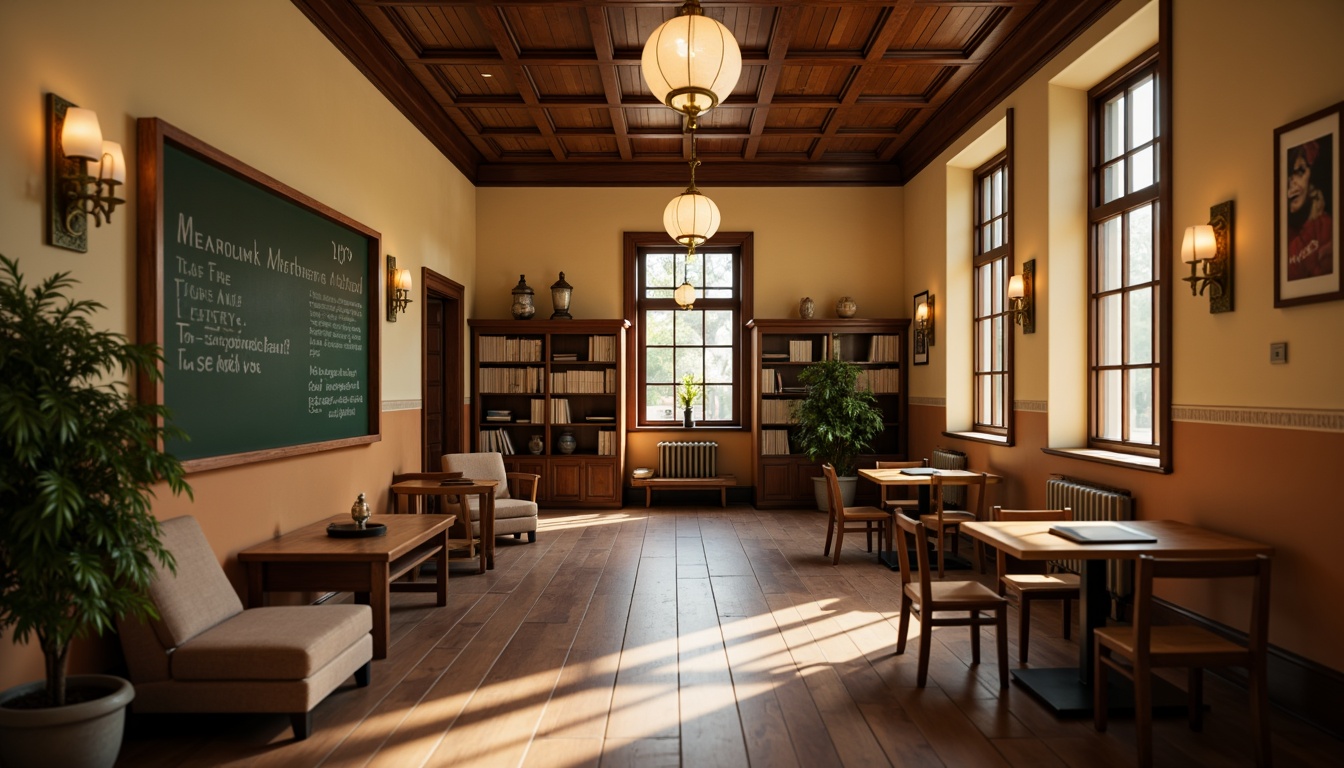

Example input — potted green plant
[677,373,702,428]
[0,255,190,768]
[791,356,885,511]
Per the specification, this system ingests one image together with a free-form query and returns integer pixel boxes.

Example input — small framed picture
[912,291,930,366]
[1275,101,1342,307]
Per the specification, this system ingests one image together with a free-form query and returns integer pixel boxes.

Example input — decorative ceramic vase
[799,297,815,319]
[836,296,858,318]
[557,431,577,454]
[350,492,370,529]
[683,407,694,428]
[550,272,573,320]
[510,275,536,320]
[528,435,544,455]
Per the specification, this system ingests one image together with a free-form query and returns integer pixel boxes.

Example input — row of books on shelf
[479,337,543,362]
[760,400,797,424]
[760,368,783,393]
[762,429,791,455]
[761,338,814,363]
[551,369,617,393]
[478,429,517,454]
[479,367,544,393]
[597,430,618,456]
[867,334,900,363]
[588,335,617,362]
[856,367,900,393]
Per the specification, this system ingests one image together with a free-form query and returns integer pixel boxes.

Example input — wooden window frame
[972,135,1014,441]
[1086,44,1171,466]
[623,231,753,431]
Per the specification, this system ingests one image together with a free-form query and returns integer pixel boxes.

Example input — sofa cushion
[171,605,371,682]
[460,497,537,521]
[148,516,244,650]
[442,452,511,500]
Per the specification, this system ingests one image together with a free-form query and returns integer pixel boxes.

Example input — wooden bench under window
[631,475,737,508]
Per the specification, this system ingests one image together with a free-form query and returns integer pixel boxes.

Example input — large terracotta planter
[812,474,857,512]
[0,674,134,768]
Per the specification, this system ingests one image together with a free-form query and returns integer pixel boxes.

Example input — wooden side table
[390,478,498,573]
[237,513,454,659]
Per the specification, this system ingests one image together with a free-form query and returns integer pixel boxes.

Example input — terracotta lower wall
[0,408,422,691]
[910,404,1344,674]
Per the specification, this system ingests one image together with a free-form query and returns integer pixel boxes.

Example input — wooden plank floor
[117,506,1341,767]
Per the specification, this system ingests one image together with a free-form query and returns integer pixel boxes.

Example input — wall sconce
[386,255,412,322]
[914,292,934,346]
[1180,200,1234,313]
[1007,259,1036,333]
[47,94,125,253]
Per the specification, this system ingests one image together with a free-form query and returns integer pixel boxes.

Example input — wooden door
[421,270,465,471]
[583,460,616,502]
[550,459,583,502]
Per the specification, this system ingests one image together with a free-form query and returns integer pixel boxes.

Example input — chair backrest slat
[894,514,933,604]
[1133,554,1272,658]
[822,463,843,519]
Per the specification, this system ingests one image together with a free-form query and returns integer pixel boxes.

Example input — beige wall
[0,1,474,689]
[477,186,904,479]
[902,0,1344,671]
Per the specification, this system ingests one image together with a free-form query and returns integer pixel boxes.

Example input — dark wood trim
[623,232,754,431]
[1157,0,1173,471]
[1151,597,1344,740]
[421,269,466,471]
[1039,447,1170,475]
[290,0,481,181]
[896,0,1120,180]
[135,117,382,474]
[479,161,904,187]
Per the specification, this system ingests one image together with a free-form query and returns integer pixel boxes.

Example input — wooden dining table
[962,519,1273,716]
[857,467,1002,570]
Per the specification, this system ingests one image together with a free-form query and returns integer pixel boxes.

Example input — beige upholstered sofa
[441,452,540,543]
[117,516,373,740]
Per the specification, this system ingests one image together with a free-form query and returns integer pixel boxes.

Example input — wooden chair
[1094,554,1272,768]
[821,463,889,565]
[991,506,1080,664]
[892,513,1009,689]
[920,472,988,578]
[873,459,927,516]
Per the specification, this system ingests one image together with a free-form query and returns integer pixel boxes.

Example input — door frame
[421,268,465,471]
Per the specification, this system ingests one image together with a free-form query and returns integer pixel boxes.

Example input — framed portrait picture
[1275,101,1343,307]
[912,291,930,365]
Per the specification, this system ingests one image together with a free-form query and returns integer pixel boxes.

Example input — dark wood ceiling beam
[479,126,905,138]
[893,0,1117,176]
[809,1,913,162]
[744,6,798,160]
[476,160,902,187]
[587,6,633,160]
[411,50,976,67]
[450,94,932,109]
[358,1,1021,7]
[291,0,481,180]
[476,5,568,161]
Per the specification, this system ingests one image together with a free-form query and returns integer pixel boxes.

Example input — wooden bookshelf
[747,318,910,508]
[469,319,628,508]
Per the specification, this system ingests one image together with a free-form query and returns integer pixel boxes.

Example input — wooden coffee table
[237,513,454,659]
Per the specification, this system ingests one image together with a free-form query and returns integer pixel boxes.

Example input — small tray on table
[327,522,387,538]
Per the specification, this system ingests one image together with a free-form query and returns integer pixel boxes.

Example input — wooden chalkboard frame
[136,118,381,473]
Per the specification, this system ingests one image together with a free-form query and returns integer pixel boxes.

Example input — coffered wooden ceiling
[294,0,1117,186]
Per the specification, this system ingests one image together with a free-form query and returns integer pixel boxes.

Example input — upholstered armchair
[441,452,540,543]
[116,516,372,740]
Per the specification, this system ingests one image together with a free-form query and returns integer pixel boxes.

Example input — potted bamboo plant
[791,356,885,511]
[677,373,702,428]
[0,255,190,768]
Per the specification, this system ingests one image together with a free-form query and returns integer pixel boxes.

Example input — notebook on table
[1048,524,1156,544]
[898,467,940,476]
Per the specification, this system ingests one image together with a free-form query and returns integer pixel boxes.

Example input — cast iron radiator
[657,441,718,478]
[1047,474,1135,615]
[930,447,968,507]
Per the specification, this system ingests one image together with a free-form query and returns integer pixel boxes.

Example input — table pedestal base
[1012,667,1188,718]
[878,549,973,572]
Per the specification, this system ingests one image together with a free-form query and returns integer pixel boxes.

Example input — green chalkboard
[137,119,381,472]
